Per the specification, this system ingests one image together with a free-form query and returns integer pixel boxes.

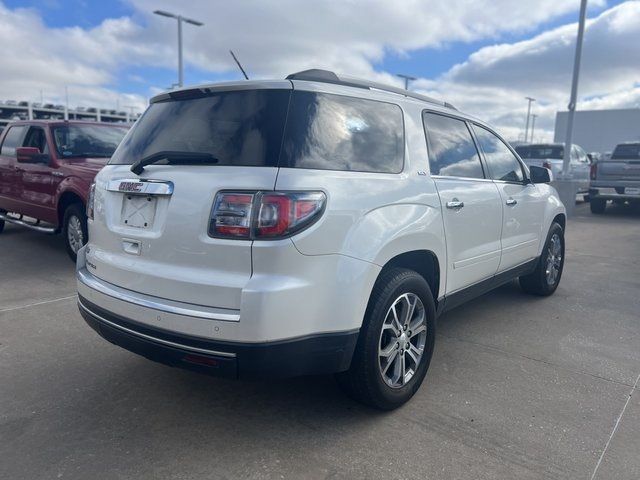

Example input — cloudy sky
[1,0,639,141]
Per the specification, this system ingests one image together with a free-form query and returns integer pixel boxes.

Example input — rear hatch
[87,83,291,310]
[597,144,640,182]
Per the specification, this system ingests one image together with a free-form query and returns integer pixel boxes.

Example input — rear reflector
[209,191,326,240]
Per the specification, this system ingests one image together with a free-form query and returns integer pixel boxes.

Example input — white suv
[77,69,565,410]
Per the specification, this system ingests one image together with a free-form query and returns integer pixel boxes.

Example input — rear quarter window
[280,92,404,173]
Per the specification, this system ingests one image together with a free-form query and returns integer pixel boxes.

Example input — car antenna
[229,50,249,80]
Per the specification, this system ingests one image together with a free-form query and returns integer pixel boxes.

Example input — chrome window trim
[77,268,240,322]
[78,299,236,358]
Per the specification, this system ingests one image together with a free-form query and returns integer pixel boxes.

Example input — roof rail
[286,69,456,110]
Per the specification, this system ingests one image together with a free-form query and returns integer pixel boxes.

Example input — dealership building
[554,108,640,154]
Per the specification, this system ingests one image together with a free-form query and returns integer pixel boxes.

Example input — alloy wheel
[378,293,427,388]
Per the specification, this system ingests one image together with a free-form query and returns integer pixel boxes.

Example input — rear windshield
[611,144,640,160]
[515,145,564,159]
[110,89,404,173]
[53,125,128,158]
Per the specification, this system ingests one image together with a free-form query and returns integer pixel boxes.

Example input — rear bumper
[589,186,640,201]
[78,295,358,379]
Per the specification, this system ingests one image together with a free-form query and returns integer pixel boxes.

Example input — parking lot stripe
[590,372,640,480]
[0,294,77,313]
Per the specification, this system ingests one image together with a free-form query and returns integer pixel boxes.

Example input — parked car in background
[76,69,566,410]
[0,120,128,260]
[515,143,591,194]
[589,142,640,213]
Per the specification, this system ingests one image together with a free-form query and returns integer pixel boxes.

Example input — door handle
[446,199,464,209]
[506,198,517,206]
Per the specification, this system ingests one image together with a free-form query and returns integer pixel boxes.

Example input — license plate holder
[121,194,157,228]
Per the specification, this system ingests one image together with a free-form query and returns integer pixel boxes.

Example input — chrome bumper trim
[78,298,236,358]
[77,268,240,322]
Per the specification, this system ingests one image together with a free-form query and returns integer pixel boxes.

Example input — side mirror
[16,147,48,164]
[529,165,553,184]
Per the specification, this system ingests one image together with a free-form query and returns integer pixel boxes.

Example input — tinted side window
[0,126,26,157]
[473,125,524,183]
[423,112,484,179]
[280,92,404,173]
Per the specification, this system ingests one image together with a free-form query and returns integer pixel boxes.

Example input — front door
[472,124,545,271]
[423,111,503,294]
[18,126,58,221]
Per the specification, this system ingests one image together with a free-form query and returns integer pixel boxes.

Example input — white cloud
[417,1,640,142]
[1,0,637,144]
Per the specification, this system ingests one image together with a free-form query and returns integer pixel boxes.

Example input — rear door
[88,85,291,311]
[472,124,545,271]
[423,111,502,294]
[0,125,27,211]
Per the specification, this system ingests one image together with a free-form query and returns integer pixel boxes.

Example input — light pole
[524,97,536,143]
[397,74,417,91]
[530,114,537,143]
[153,10,204,88]
[562,0,587,177]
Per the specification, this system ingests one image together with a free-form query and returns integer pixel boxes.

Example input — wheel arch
[57,190,85,225]
[376,249,441,306]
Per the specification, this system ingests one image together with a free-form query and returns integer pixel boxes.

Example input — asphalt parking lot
[1,202,639,480]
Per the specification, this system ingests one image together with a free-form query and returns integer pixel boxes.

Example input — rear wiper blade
[130,151,219,175]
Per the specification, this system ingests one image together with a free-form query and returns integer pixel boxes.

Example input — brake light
[210,193,255,238]
[87,183,96,220]
[209,191,326,239]
[590,162,597,180]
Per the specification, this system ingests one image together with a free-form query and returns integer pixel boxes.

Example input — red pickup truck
[0,120,128,260]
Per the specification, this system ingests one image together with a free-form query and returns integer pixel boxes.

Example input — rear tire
[335,268,436,410]
[590,198,606,214]
[62,203,88,263]
[519,222,564,296]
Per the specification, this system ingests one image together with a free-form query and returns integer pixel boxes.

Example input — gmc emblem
[118,181,144,193]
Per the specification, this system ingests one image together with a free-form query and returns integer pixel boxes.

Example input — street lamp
[397,74,417,91]
[562,0,587,176]
[523,97,536,143]
[153,10,204,88]
[530,114,537,143]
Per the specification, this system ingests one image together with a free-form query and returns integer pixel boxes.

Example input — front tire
[519,222,565,296]
[336,268,436,410]
[62,203,88,263]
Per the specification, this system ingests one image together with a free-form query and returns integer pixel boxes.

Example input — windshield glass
[53,124,128,158]
[515,145,564,159]
[109,90,290,167]
[611,144,640,159]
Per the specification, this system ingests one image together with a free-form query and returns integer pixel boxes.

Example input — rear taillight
[209,191,326,240]
[87,183,96,220]
[590,163,597,180]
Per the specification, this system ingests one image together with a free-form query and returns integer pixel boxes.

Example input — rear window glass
[53,125,127,158]
[611,144,640,159]
[1,125,26,156]
[110,90,290,167]
[515,145,564,159]
[280,92,404,173]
